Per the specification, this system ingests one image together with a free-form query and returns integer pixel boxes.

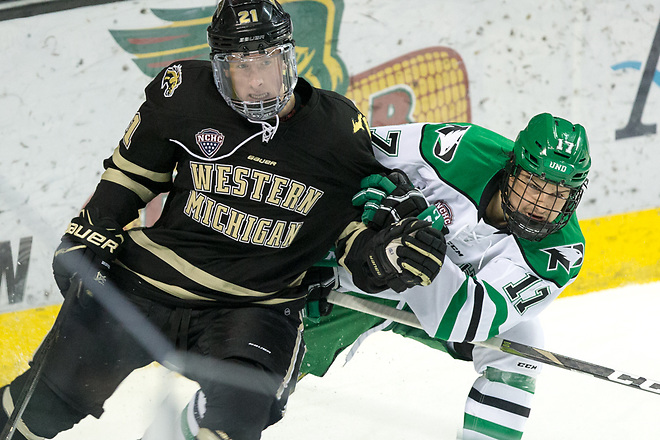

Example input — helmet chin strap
[248,115,279,143]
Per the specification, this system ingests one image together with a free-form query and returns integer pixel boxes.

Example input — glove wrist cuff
[63,217,124,262]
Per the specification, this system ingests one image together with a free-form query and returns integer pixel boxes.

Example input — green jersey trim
[485,281,508,338]
[434,278,469,340]
[517,215,585,288]
[419,123,513,207]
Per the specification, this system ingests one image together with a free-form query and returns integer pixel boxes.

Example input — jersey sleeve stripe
[336,221,369,275]
[465,281,484,342]
[112,147,173,183]
[434,279,469,340]
[484,282,508,338]
[101,168,157,203]
[127,229,278,297]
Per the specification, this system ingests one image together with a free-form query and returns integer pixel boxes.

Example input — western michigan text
[184,162,325,248]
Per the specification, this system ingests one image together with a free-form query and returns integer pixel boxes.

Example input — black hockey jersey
[85,60,386,307]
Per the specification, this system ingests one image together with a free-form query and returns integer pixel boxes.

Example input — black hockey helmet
[207,0,294,56]
[207,0,298,120]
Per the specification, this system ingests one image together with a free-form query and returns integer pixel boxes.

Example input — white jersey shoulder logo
[433,124,470,163]
[540,243,584,274]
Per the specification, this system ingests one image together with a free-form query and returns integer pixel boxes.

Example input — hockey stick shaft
[1,279,82,440]
[327,291,660,396]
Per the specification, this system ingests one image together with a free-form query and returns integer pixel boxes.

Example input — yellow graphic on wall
[109,0,471,131]
[346,47,470,126]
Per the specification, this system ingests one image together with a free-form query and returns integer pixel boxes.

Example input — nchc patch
[161,64,182,97]
[196,128,225,158]
[434,200,453,225]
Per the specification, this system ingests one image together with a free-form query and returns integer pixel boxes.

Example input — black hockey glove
[362,217,446,293]
[302,265,338,323]
[52,209,125,304]
[353,170,429,230]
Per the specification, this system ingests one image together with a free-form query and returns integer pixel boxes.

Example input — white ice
[55,281,660,440]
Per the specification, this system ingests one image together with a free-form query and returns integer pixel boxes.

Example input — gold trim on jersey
[115,260,300,305]
[336,221,368,276]
[112,148,173,183]
[115,261,214,301]
[127,229,277,298]
[101,168,157,203]
[116,259,303,305]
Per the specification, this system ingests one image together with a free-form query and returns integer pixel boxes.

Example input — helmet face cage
[207,0,297,120]
[211,43,297,120]
[501,163,586,241]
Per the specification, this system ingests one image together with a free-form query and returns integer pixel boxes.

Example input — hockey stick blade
[326,291,660,396]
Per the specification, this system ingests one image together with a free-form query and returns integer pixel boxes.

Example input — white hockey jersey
[339,122,585,343]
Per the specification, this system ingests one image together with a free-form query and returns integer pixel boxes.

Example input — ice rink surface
[55,281,660,440]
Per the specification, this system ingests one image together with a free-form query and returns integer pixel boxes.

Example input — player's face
[507,170,570,223]
[211,43,297,120]
[227,49,285,102]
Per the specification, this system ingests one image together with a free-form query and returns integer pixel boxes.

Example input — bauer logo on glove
[65,221,122,256]
[53,209,125,298]
[363,216,447,293]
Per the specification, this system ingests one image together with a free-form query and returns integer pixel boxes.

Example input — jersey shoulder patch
[419,123,512,205]
[431,123,470,163]
[144,60,220,118]
[161,64,183,98]
[519,216,585,287]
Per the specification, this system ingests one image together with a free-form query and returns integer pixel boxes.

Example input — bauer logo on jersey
[161,64,182,98]
[195,129,225,158]
[540,243,584,274]
[433,124,470,163]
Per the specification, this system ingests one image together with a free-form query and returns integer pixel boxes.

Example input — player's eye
[556,189,571,200]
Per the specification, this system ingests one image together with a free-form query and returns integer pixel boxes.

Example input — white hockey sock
[461,367,535,440]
